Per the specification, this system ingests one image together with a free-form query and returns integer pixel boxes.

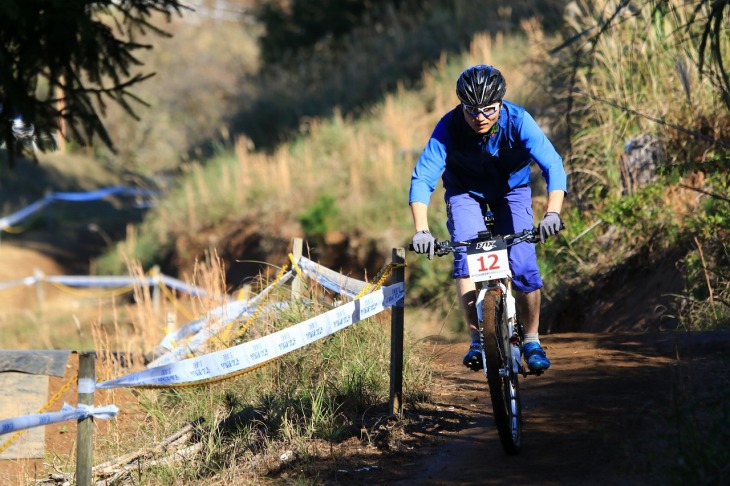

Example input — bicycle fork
[476,280,523,379]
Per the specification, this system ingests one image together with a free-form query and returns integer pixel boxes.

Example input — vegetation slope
[0,0,728,483]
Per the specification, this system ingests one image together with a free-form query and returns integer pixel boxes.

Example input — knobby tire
[482,288,522,454]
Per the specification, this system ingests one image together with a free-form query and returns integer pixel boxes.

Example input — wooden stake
[76,352,96,486]
[291,238,303,300]
[389,248,405,417]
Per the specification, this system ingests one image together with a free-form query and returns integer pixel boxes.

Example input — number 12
[477,254,500,271]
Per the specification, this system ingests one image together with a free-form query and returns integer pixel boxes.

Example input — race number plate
[466,239,511,282]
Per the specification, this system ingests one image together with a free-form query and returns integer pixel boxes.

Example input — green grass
[96,293,432,483]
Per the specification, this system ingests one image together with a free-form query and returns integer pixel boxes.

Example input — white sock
[523,333,540,344]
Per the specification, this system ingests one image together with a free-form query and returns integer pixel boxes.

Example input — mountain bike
[411,216,545,454]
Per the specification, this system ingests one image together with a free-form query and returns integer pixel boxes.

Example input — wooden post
[44,189,55,231]
[166,311,176,336]
[236,284,251,302]
[76,352,96,486]
[389,248,406,417]
[34,268,45,312]
[56,81,66,153]
[151,265,161,312]
[291,238,303,300]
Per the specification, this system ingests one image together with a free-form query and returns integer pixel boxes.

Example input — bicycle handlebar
[437,228,539,255]
[408,227,541,257]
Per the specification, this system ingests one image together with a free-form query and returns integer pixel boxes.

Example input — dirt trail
[343,330,730,486]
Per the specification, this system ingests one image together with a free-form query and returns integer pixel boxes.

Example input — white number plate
[466,240,511,282]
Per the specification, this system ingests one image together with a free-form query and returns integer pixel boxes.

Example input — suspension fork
[476,279,521,374]
[504,279,523,374]
[475,280,512,326]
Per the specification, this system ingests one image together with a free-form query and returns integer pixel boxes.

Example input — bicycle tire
[482,288,522,454]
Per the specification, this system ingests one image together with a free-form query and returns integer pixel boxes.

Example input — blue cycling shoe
[523,342,551,372]
[463,341,483,371]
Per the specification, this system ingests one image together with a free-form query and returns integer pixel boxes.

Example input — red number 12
[477,254,500,271]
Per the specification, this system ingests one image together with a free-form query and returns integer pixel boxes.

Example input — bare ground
[392,333,729,485]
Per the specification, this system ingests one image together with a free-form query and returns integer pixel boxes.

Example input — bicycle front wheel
[482,288,522,454]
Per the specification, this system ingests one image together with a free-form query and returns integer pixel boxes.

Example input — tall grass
[537,0,730,329]
[96,31,540,278]
[92,30,546,343]
[86,256,432,484]
[232,0,566,150]
[555,0,730,203]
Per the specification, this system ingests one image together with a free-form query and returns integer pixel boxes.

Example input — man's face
[462,102,501,135]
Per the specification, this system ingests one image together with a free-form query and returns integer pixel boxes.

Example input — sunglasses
[462,103,501,118]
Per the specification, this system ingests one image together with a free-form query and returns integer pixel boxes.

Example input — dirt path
[341,330,730,486]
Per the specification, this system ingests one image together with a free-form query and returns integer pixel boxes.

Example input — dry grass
[108,28,550,277]
[557,0,730,201]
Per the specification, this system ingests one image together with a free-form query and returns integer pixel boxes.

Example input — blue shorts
[445,186,543,293]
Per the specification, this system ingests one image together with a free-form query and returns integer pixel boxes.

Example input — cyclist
[409,64,567,372]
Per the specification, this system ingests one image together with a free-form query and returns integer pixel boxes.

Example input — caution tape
[224,259,293,345]
[0,273,210,299]
[96,282,404,390]
[0,372,77,451]
[0,404,119,437]
[47,281,136,298]
[0,186,157,232]
[150,256,402,367]
[149,272,294,367]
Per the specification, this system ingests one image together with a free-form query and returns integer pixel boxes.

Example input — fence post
[34,268,45,312]
[166,311,177,336]
[291,238,303,300]
[389,248,405,417]
[76,352,96,486]
[44,189,55,231]
[151,265,161,312]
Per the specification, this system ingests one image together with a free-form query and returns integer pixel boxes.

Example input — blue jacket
[409,101,567,204]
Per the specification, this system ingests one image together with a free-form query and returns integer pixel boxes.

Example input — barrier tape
[156,300,250,351]
[0,186,157,232]
[0,213,42,234]
[0,404,119,437]
[297,257,365,299]
[0,197,52,231]
[0,273,210,299]
[47,281,136,298]
[224,259,292,345]
[97,282,404,390]
[150,256,398,366]
[148,272,294,367]
[0,372,77,452]
[115,358,281,390]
